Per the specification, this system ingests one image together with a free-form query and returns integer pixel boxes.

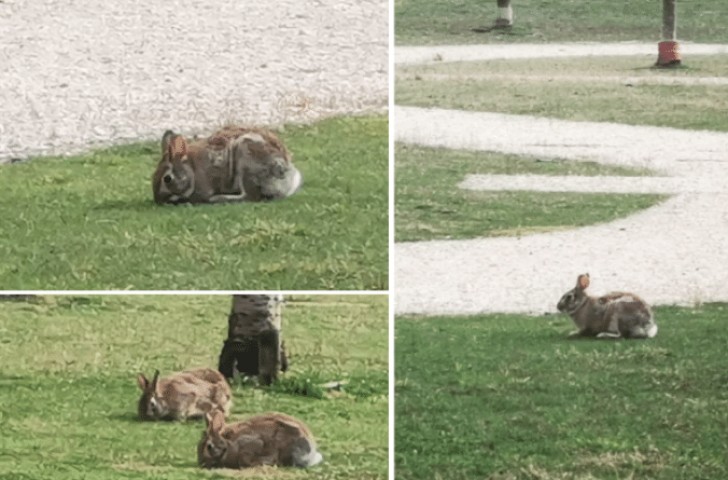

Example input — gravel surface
[396,42,728,65]
[395,105,728,316]
[0,0,387,162]
[458,175,723,194]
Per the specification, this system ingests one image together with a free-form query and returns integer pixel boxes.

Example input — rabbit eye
[163,174,173,184]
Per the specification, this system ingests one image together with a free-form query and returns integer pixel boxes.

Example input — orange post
[657,0,681,66]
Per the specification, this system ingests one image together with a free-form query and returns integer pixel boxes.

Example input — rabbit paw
[596,331,622,340]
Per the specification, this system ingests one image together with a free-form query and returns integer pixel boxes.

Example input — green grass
[395,304,728,479]
[0,116,387,290]
[396,56,728,131]
[0,294,388,480]
[395,144,664,242]
[396,0,728,45]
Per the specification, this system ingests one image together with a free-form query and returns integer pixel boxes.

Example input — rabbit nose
[163,174,172,184]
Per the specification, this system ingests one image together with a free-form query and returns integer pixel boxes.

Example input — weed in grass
[395,144,664,242]
[0,116,388,290]
[0,295,388,480]
[395,304,728,480]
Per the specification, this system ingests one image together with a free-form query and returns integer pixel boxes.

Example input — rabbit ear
[137,374,149,391]
[161,130,175,154]
[167,135,188,160]
[577,274,590,290]
[150,370,160,392]
[209,410,225,432]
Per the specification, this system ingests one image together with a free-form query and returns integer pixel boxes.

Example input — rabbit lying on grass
[136,368,232,421]
[557,273,658,339]
[198,410,323,469]
[152,126,303,205]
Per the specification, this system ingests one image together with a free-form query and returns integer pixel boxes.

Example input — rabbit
[197,410,323,469]
[556,273,658,339]
[152,126,303,205]
[136,368,232,421]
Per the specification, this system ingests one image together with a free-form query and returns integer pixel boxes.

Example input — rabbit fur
[556,273,658,339]
[197,410,323,469]
[152,126,303,205]
[136,368,232,421]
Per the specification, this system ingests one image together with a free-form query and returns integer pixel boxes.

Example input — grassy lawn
[395,304,728,479]
[396,0,728,45]
[395,144,663,242]
[0,294,388,480]
[396,56,728,131]
[0,116,387,291]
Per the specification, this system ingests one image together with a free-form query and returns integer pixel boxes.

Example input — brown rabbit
[152,126,303,205]
[556,273,658,339]
[197,410,323,469]
[136,368,232,421]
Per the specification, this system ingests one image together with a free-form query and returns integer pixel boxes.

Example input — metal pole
[495,0,513,28]
[662,0,677,40]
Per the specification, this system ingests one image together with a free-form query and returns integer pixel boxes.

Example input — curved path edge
[395,106,728,316]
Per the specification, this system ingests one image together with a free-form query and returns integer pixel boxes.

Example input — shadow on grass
[90,198,161,212]
[0,374,35,386]
[108,412,143,423]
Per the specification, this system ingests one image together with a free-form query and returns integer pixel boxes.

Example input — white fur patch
[647,323,658,338]
[596,332,621,339]
[286,168,303,197]
[241,132,265,144]
[306,451,324,467]
[613,295,636,303]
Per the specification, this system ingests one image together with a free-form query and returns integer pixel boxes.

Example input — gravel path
[0,0,387,163]
[396,42,728,65]
[458,175,724,194]
[395,49,728,315]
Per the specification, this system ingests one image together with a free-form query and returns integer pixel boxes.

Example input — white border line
[387,0,396,476]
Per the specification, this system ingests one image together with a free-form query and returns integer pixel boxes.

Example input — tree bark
[217,294,288,385]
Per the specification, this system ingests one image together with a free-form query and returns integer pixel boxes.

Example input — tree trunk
[495,0,513,28]
[657,0,681,66]
[217,294,288,385]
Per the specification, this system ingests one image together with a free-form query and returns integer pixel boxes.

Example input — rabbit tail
[629,323,658,339]
[291,437,323,468]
